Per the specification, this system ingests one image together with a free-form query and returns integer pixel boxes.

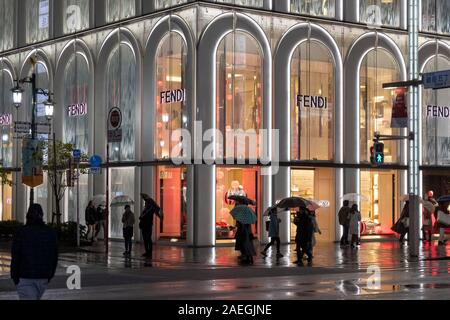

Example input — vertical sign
[22,139,44,188]
[391,87,408,128]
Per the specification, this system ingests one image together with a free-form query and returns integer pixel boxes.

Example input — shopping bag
[437,211,450,226]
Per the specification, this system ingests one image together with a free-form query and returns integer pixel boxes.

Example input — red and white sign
[67,103,88,117]
[391,88,408,128]
[0,114,12,126]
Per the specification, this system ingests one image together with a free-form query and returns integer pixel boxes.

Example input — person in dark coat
[94,204,106,240]
[122,205,135,256]
[338,200,351,246]
[234,221,256,265]
[436,200,449,245]
[85,201,97,242]
[261,207,283,258]
[10,204,58,300]
[397,201,410,244]
[139,195,161,258]
[294,207,314,264]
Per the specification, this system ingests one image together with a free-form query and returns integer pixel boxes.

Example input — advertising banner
[391,88,408,128]
[22,138,44,188]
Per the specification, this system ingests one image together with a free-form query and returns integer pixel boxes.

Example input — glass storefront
[422,56,450,166]
[106,43,136,162]
[155,33,188,160]
[290,0,336,18]
[359,0,401,27]
[156,166,187,240]
[360,49,401,164]
[421,0,450,34]
[216,31,262,160]
[290,40,335,161]
[360,170,399,235]
[0,173,12,221]
[109,167,135,239]
[0,68,13,168]
[216,167,260,240]
[290,168,335,241]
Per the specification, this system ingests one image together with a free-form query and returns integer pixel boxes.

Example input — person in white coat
[349,204,361,248]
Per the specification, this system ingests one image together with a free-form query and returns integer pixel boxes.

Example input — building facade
[0,0,449,246]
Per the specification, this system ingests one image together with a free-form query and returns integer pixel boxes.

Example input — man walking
[139,194,162,258]
[11,204,58,300]
[338,200,351,246]
[261,207,283,259]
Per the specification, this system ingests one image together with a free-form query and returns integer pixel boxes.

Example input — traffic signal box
[370,142,385,165]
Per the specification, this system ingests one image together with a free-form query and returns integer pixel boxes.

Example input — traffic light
[373,142,384,165]
[370,142,385,165]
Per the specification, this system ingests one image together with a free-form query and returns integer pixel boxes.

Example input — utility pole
[407,0,421,258]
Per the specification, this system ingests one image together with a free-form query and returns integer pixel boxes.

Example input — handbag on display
[437,211,450,226]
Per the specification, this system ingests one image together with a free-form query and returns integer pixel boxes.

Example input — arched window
[63,0,90,34]
[290,40,335,161]
[216,32,262,160]
[25,0,50,44]
[422,56,450,165]
[155,32,188,160]
[360,0,401,27]
[62,53,90,223]
[0,69,13,167]
[106,44,136,162]
[359,49,400,163]
[291,0,336,17]
[106,0,135,23]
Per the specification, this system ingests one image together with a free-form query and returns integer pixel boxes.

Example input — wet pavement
[0,240,449,300]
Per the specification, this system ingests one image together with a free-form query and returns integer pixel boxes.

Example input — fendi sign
[297,95,328,110]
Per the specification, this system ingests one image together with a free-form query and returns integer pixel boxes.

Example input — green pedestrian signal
[371,142,385,165]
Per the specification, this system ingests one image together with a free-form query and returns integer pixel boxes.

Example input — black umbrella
[276,197,313,209]
[227,195,256,206]
[438,195,450,203]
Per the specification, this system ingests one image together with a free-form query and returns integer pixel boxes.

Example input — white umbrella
[92,194,106,207]
[341,193,369,202]
[110,195,135,207]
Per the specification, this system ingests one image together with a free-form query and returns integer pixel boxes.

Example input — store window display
[216,32,262,160]
[0,69,13,167]
[216,167,260,240]
[155,33,188,160]
[290,40,335,161]
[360,49,401,164]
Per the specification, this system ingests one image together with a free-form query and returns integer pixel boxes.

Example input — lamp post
[11,73,55,205]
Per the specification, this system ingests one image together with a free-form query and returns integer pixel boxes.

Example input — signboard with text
[391,88,408,128]
[423,70,450,90]
[107,107,122,143]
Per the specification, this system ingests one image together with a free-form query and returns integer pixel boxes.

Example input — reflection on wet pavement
[0,240,448,300]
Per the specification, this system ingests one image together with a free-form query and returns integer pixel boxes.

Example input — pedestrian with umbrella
[261,206,283,259]
[436,196,450,246]
[293,206,315,264]
[139,194,162,258]
[230,203,257,265]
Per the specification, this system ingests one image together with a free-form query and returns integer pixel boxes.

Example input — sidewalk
[0,240,449,300]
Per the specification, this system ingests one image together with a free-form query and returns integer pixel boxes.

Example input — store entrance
[156,166,187,240]
[360,170,399,236]
[290,168,335,242]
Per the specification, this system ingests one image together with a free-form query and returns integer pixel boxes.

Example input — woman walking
[349,204,361,248]
[122,205,135,256]
[85,201,97,242]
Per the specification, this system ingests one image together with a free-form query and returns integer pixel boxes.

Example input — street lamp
[11,72,56,205]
